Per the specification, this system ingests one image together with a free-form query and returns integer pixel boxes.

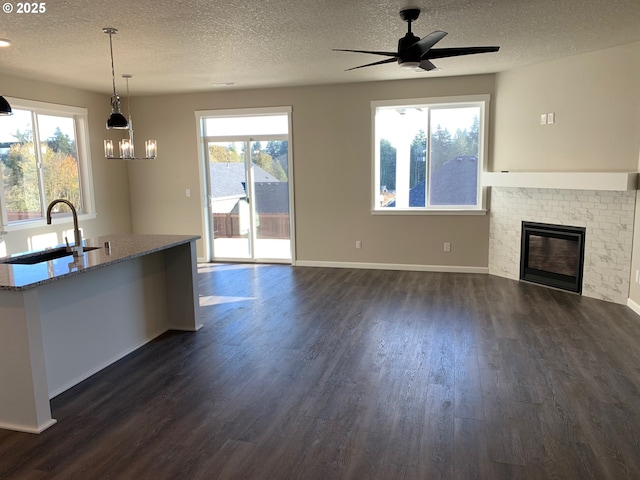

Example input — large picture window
[373,95,489,212]
[0,99,93,226]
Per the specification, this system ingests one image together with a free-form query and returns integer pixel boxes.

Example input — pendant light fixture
[0,38,12,116]
[104,74,157,160]
[0,95,12,116]
[101,28,157,160]
[103,27,128,129]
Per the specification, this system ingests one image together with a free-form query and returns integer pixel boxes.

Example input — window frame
[0,97,95,230]
[371,94,490,215]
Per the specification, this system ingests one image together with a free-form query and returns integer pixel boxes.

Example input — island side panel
[39,252,170,398]
[0,289,56,433]
[164,239,201,331]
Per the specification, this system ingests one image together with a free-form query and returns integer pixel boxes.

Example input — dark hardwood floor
[2,264,640,479]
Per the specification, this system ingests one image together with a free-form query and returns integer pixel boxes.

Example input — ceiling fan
[333,8,500,71]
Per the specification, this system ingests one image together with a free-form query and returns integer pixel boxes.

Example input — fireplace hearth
[520,221,586,293]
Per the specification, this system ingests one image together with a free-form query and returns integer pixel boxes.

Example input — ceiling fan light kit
[333,8,500,72]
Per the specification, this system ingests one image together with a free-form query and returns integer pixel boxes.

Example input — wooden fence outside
[213,213,290,239]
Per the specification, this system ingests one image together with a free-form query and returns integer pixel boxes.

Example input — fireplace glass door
[520,222,586,293]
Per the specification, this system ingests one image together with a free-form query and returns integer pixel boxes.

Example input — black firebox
[520,221,586,294]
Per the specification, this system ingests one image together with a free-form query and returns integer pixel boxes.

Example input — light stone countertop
[0,233,200,291]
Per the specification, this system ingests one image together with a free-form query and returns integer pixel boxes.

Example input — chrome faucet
[46,199,83,257]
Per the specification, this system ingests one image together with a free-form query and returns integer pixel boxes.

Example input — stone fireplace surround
[484,172,637,305]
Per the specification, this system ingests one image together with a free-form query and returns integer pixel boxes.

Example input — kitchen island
[0,233,201,434]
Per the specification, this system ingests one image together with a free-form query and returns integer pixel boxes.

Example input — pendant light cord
[125,76,134,141]
[108,31,117,96]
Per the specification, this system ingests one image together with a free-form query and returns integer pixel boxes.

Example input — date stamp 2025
[3,2,47,14]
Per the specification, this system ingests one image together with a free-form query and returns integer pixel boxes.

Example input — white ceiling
[1,0,639,95]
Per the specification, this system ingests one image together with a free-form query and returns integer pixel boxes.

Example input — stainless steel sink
[0,246,101,265]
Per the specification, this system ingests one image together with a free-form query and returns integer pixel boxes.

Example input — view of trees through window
[376,103,483,209]
[208,140,288,181]
[0,110,81,222]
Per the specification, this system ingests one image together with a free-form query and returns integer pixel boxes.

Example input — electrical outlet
[185,188,191,198]
[540,113,547,125]
[355,240,362,249]
[444,242,451,252]
[548,112,555,124]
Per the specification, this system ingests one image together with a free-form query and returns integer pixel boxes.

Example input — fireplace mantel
[482,172,638,191]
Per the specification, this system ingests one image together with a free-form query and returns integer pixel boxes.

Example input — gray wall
[128,75,495,268]
[493,42,640,173]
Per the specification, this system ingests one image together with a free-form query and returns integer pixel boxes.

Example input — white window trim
[371,94,490,215]
[0,97,95,231]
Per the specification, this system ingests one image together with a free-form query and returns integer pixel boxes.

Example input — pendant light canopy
[0,95,12,116]
[103,27,128,130]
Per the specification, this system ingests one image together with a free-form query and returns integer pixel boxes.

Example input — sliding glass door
[208,141,252,260]
[201,109,293,263]
[249,140,291,260]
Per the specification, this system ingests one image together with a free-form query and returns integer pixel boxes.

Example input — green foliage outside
[379,114,479,193]
[209,144,243,163]
[1,128,80,217]
[265,140,289,178]
[251,141,287,182]
[410,130,427,188]
[379,139,396,191]
[209,142,288,182]
[431,115,479,172]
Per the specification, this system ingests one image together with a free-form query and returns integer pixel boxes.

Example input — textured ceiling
[0,0,639,95]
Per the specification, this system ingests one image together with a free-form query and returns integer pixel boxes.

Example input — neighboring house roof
[210,162,289,214]
[387,156,478,207]
[210,163,279,198]
[431,156,478,205]
[254,183,289,214]
[224,183,290,215]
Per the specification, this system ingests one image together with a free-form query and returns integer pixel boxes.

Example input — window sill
[371,209,487,216]
[2,213,98,232]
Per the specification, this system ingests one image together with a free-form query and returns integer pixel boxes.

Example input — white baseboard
[294,260,488,274]
[0,418,57,434]
[627,298,640,317]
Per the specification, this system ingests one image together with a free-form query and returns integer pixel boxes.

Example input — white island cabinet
[0,234,201,434]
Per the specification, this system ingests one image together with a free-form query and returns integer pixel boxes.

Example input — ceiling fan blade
[333,48,398,57]
[418,60,437,71]
[345,57,397,71]
[409,30,448,57]
[425,46,500,60]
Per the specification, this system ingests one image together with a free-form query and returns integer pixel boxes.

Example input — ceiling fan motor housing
[397,33,422,66]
